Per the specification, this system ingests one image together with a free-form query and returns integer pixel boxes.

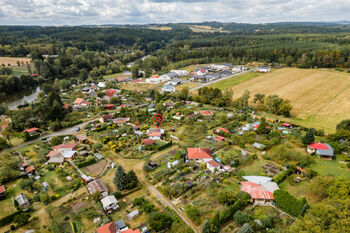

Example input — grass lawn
[310,158,350,179]
[208,72,263,90]
[241,158,266,176]
[0,198,16,218]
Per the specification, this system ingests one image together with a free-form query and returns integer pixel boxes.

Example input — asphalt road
[8,119,97,151]
[189,70,251,91]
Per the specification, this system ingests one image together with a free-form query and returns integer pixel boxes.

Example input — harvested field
[81,160,107,176]
[224,68,350,133]
[0,57,31,67]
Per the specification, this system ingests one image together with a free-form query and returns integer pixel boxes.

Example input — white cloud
[0,0,349,25]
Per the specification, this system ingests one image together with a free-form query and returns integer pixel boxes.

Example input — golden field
[226,68,350,133]
[0,56,31,66]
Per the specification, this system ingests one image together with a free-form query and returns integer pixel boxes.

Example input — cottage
[96,222,116,233]
[207,160,220,172]
[147,128,164,140]
[47,154,65,164]
[104,104,115,110]
[167,79,182,86]
[232,65,247,72]
[187,147,212,163]
[0,185,5,198]
[256,66,271,72]
[167,160,180,169]
[170,70,189,76]
[75,135,88,143]
[94,153,104,160]
[53,142,78,152]
[307,143,334,158]
[114,219,127,231]
[101,195,119,214]
[148,160,159,170]
[214,135,225,142]
[195,68,208,76]
[100,114,114,123]
[161,72,178,80]
[128,210,139,220]
[24,127,40,136]
[61,151,77,161]
[141,138,155,146]
[105,89,118,98]
[113,118,130,124]
[282,123,292,129]
[199,110,214,116]
[74,98,85,105]
[253,142,265,150]
[87,179,108,197]
[98,82,106,88]
[161,84,176,93]
[25,165,35,176]
[241,176,279,204]
[216,127,230,135]
[16,193,30,209]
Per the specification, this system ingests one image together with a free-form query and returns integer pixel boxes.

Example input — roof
[25,165,35,173]
[123,229,141,233]
[242,176,272,184]
[296,166,306,173]
[101,195,118,208]
[309,143,332,150]
[24,127,40,133]
[106,89,116,97]
[128,209,139,217]
[282,123,292,127]
[187,148,212,160]
[217,127,230,134]
[96,222,117,233]
[74,98,84,104]
[53,143,78,150]
[46,150,61,158]
[87,179,108,194]
[141,138,155,145]
[62,151,77,159]
[316,149,334,156]
[207,160,220,168]
[199,110,214,116]
[241,181,274,200]
[113,117,130,123]
[114,219,126,230]
[0,185,5,193]
[214,136,225,141]
[149,132,161,137]
[76,135,87,141]
[48,155,64,163]
[16,194,29,206]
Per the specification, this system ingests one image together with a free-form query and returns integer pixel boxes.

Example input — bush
[76,157,96,168]
[233,211,250,225]
[149,212,173,231]
[0,211,21,227]
[184,205,201,225]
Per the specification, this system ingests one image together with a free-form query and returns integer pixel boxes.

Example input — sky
[0,0,350,25]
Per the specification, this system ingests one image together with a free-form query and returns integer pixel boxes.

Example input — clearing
[0,57,31,67]
[217,68,350,133]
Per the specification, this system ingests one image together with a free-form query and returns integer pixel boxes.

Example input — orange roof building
[187,148,212,162]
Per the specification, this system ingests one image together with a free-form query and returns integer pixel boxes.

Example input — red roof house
[309,143,330,150]
[214,136,226,142]
[241,181,274,203]
[106,89,116,98]
[282,123,292,128]
[24,127,40,134]
[141,138,155,145]
[0,185,5,194]
[25,165,35,174]
[187,148,212,162]
[199,110,214,116]
[96,222,117,233]
[216,127,230,135]
[74,98,84,105]
[207,159,220,172]
[123,229,141,233]
[104,104,115,110]
[53,143,78,151]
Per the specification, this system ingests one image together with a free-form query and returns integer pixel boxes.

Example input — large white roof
[101,195,118,208]
[242,176,272,184]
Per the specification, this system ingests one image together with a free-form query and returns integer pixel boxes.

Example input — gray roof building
[16,193,30,209]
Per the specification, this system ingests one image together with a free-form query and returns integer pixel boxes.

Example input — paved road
[7,119,97,151]
[189,70,251,91]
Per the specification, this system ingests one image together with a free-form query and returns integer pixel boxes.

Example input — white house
[161,84,176,93]
[232,65,247,72]
[170,70,189,76]
[101,195,119,214]
[98,82,106,88]
[161,72,178,80]
[195,68,208,76]
[167,79,182,86]
[256,67,271,72]
[128,210,139,220]
[168,160,180,169]
[145,76,170,84]
[207,160,221,172]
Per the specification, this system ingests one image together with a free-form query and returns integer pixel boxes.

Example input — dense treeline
[153,34,350,68]
[0,26,193,56]
[0,75,41,98]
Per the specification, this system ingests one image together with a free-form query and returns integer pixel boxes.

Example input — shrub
[274,190,309,217]
[184,205,201,225]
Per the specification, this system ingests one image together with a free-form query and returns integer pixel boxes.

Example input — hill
[214,68,350,133]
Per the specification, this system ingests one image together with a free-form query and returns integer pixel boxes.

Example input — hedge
[273,168,293,184]
[0,211,21,227]
[274,190,309,217]
[76,158,96,168]
[157,141,173,151]
[69,120,83,127]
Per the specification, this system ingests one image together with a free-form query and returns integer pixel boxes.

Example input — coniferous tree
[302,129,315,145]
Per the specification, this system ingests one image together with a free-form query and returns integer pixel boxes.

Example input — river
[5,86,42,110]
